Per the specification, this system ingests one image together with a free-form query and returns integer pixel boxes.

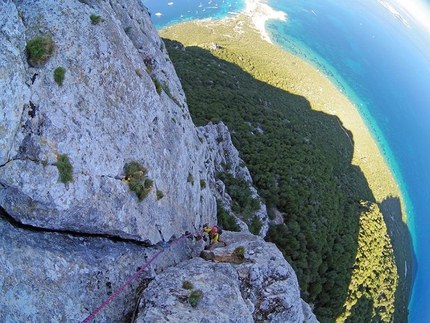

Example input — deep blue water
[144,0,430,321]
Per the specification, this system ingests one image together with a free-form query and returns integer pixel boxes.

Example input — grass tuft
[234,246,245,260]
[124,162,153,201]
[55,154,73,183]
[26,35,55,66]
[54,67,66,86]
[189,290,203,307]
[90,14,104,25]
[182,281,193,290]
[156,189,164,201]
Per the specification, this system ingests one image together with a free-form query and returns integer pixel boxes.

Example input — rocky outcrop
[198,122,270,236]
[0,0,317,321]
[136,231,317,323]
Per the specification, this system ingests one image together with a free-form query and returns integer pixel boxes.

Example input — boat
[168,2,174,5]
[155,12,162,16]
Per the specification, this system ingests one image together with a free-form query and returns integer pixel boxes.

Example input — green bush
[144,178,153,189]
[234,246,245,260]
[90,14,104,25]
[53,67,66,86]
[248,215,262,235]
[55,154,73,183]
[152,77,162,94]
[125,162,146,179]
[182,281,193,290]
[26,36,55,65]
[200,179,206,189]
[156,189,164,201]
[125,162,153,201]
[189,290,203,307]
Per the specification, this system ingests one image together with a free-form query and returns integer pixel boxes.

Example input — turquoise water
[144,0,430,321]
[264,1,430,321]
[142,0,245,28]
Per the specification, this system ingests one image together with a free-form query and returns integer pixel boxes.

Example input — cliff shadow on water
[163,38,412,323]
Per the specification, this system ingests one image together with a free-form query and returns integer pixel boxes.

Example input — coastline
[242,0,287,43]
[237,5,413,309]
[241,0,406,214]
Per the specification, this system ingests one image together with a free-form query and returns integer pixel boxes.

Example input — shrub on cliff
[53,67,66,86]
[55,154,73,184]
[26,35,55,66]
[124,162,153,201]
[90,14,104,25]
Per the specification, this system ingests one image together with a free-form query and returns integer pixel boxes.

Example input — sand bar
[242,0,287,43]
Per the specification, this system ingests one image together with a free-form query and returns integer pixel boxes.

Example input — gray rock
[0,0,215,243]
[136,231,319,323]
[0,212,150,322]
[0,1,31,165]
[136,257,253,323]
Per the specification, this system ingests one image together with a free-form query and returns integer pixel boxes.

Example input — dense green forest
[160,17,412,322]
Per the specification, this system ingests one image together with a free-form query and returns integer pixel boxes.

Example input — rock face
[136,231,317,323]
[0,0,215,243]
[198,122,270,236]
[0,0,317,322]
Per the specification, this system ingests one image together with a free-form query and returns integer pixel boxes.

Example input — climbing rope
[81,230,199,323]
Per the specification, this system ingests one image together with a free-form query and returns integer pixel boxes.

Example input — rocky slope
[136,231,317,323]
[0,0,316,321]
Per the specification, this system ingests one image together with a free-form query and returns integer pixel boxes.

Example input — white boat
[155,12,162,16]
[168,2,174,5]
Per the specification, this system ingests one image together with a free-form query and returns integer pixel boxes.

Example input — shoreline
[242,0,408,216]
[242,0,287,43]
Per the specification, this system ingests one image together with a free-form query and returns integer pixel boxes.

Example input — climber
[200,223,227,250]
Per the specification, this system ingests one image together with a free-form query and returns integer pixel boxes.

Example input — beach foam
[243,0,286,43]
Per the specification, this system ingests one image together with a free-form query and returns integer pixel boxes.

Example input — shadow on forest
[379,196,414,321]
[163,39,412,322]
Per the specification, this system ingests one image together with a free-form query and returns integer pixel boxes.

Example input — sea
[142,0,430,321]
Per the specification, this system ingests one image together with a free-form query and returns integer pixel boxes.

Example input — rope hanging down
[81,230,197,323]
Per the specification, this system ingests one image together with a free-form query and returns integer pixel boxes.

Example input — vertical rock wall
[0,0,215,243]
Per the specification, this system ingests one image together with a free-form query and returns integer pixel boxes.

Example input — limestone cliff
[0,0,316,321]
[0,0,218,243]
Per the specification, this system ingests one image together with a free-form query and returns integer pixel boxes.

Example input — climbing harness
[81,229,198,323]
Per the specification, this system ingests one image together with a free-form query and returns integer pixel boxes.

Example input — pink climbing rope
[81,231,197,323]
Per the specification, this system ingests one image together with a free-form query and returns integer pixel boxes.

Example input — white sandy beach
[243,0,287,43]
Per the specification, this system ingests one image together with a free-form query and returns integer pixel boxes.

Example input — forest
[160,17,412,322]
